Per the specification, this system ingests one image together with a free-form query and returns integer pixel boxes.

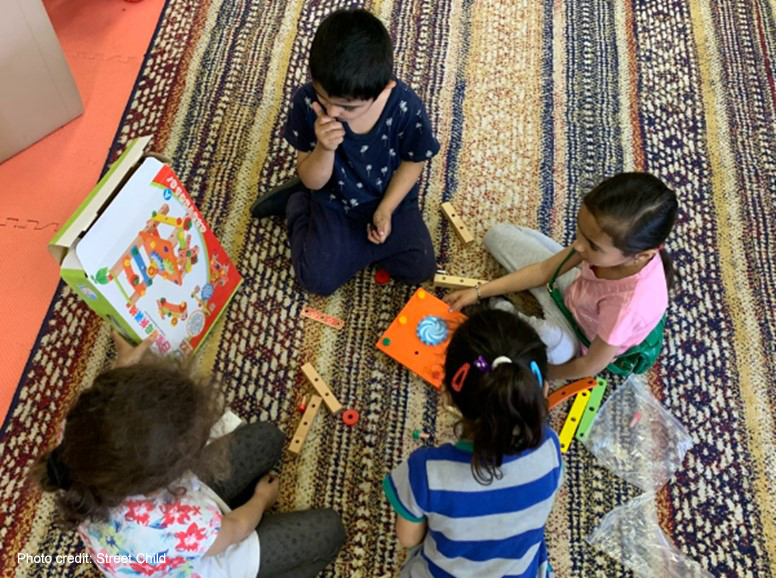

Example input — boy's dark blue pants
[286,191,436,296]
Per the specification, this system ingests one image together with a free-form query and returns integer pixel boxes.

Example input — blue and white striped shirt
[384,427,562,577]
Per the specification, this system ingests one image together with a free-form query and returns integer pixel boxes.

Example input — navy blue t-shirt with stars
[284,79,440,220]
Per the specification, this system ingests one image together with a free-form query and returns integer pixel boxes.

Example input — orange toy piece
[377,288,467,389]
[547,377,598,410]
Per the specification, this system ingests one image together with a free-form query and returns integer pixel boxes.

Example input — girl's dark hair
[583,172,678,289]
[30,359,227,528]
[444,309,548,485]
[310,8,393,101]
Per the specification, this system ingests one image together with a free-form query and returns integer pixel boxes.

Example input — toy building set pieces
[342,409,360,426]
[374,268,391,285]
[288,395,322,455]
[558,390,591,453]
[441,202,474,244]
[377,288,467,389]
[301,305,344,330]
[547,376,598,410]
[301,363,343,415]
[575,378,607,442]
[433,273,487,290]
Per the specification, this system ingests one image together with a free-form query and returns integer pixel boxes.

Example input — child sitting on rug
[446,172,678,381]
[383,309,563,577]
[31,332,344,578]
[251,8,439,296]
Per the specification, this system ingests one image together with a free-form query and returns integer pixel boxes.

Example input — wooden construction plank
[441,202,474,244]
[558,390,592,453]
[433,274,487,290]
[301,305,344,329]
[575,378,608,442]
[547,377,598,410]
[288,395,322,455]
[301,363,343,414]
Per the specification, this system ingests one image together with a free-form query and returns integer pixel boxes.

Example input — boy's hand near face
[311,102,345,151]
[368,207,392,244]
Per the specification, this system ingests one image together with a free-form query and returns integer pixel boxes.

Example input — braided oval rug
[2,0,775,576]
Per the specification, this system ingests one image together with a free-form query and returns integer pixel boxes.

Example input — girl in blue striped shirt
[384,309,563,577]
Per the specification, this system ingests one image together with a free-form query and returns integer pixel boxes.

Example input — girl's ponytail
[444,309,549,485]
[469,361,547,484]
[658,247,676,290]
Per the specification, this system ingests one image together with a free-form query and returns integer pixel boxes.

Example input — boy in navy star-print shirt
[251,8,439,296]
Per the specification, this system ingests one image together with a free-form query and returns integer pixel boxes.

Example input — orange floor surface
[0,0,165,426]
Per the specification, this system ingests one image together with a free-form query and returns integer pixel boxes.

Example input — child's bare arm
[547,337,618,381]
[204,472,279,557]
[368,160,425,244]
[395,515,428,548]
[445,248,582,311]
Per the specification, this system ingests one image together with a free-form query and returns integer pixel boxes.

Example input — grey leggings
[200,422,345,578]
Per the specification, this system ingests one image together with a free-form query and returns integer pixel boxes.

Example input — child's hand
[368,209,392,244]
[112,330,154,368]
[254,471,280,509]
[311,102,345,151]
[444,288,478,311]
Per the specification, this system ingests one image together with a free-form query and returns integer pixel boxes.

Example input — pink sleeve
[595,298,646,347]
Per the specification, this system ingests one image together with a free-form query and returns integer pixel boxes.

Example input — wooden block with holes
[441,202,474,244]
[288,395,322,455]
[433,274,487,290]
[558,390,592,453]
[301,363,343,414]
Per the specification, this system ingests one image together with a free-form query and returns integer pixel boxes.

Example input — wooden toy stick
[441,202,474,244]
[547,377,597,410]
[433,274,487,289]
[558,390,591,453]
[288,395,322,455]
[575,378,608,442]
[301,305,344,329]
[301,363,343,415]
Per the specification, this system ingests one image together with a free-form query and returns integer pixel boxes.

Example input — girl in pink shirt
[446,172,677,382]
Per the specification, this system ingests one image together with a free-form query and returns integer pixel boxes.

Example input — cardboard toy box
[49,136,242,356]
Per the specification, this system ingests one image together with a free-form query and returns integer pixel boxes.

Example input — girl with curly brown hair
[31,333,344,578]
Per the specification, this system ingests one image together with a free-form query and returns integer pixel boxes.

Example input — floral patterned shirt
[285,79,440,220]
[78,475,223,577]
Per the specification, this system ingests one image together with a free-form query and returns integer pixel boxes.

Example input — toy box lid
[48,135,153,264]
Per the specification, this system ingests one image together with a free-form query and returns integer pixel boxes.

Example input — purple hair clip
[473,355,491,373]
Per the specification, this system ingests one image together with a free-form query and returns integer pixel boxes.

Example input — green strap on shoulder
[547,249,593,347]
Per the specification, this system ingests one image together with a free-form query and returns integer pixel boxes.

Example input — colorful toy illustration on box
[77,157,242,356]
[377,288,467,389]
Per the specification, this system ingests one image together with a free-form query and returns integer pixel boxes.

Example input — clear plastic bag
[586,493,711,578]
[583,375,693,492]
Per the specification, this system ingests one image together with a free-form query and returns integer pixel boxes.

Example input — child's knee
[318,508,346,553]
[294,265,342,296]
[483,223,517,252]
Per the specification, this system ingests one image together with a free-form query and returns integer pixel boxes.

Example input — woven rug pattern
[1,0,775,576]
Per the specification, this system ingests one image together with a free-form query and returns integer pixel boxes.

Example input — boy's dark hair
[30,359,227,528]
[444,309,548,485]
[583,172,679,289]
[310,8,393,101]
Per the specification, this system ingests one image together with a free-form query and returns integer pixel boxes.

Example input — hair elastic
[529,360,543,389]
